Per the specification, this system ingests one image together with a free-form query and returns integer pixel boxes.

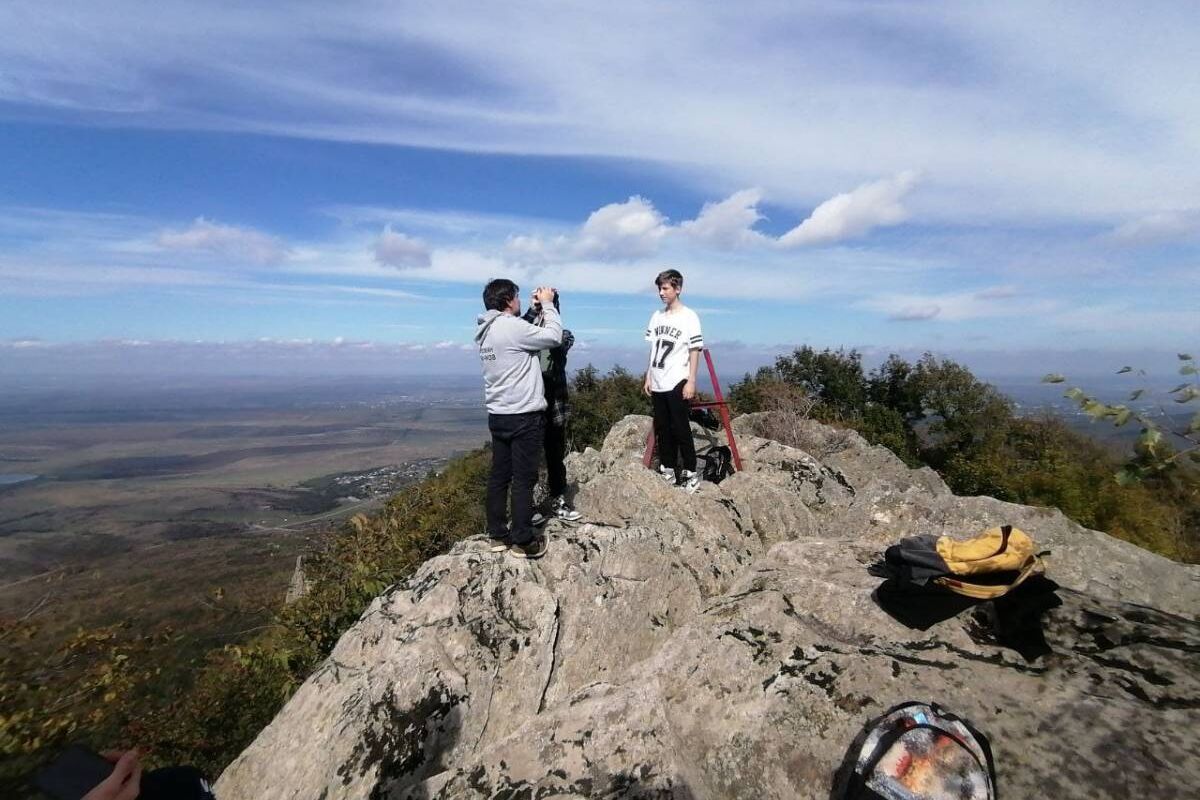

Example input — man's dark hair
[655,269,683,290]
[483,278,518,311]
[550,289,560,312]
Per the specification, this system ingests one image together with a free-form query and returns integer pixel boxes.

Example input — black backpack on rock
[689,407,721,430]
[699,445,734,484]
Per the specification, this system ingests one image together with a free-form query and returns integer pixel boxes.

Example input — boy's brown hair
[655,269,683,290]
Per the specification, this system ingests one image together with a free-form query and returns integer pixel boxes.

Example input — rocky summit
[215,414,1200,800]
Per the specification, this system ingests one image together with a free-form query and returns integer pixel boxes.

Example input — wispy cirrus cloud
[860,286,1056,323]
[156,218,289,265]
[4,3,1195,224]
[1109,210,1200,246]
[1050,304,1200,338]
[972,285,1021,300]
[888,304,942,322]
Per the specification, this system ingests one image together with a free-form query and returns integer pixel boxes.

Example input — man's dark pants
[487,411,545,545]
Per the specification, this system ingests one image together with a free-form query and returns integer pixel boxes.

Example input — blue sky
[0,2,1197,380]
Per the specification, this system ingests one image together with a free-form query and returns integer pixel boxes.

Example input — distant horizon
[0,346,1188,395]
[2,328,1192,381]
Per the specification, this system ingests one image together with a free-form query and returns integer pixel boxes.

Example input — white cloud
[860,287,1056,323]
[373,226,431,268]
[679,189,767,250]
[779,172,920,247]
[1,202,1188,362]
[574,196,669,260]
[275,202,946,301]
[1109,210,1200,246]
[503,233,569,265]
[503,189,772,268]
[156,218,289,265]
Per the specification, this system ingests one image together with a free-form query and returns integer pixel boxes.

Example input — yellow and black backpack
[870,525,1047,600]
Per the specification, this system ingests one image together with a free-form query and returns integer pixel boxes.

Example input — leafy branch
[1043,352,1200,483]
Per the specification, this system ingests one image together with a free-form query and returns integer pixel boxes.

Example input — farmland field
[0,375,486,656]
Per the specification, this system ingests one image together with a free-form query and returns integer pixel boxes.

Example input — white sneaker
[658,464,677,483]
[680,470,701,494]
[551,496,582,522]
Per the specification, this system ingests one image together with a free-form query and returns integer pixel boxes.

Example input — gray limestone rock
[599,415,653,470]
[733,413,949,497]
[216,413,1200,800]
[564,446,603,485]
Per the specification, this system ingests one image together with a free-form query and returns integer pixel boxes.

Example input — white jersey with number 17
[645,306,704,392]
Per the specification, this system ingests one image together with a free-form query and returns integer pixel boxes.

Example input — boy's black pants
[544,419,568,498]
[487,411,544,545]
[652,379,696,474]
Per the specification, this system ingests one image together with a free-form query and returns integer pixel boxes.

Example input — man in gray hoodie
[476,279,562,559]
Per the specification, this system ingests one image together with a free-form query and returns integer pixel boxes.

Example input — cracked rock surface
[216,414,1200,800]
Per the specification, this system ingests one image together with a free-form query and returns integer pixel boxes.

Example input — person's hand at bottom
[83,750,141,800]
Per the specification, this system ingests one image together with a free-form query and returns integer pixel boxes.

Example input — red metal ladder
[642,348,743,472]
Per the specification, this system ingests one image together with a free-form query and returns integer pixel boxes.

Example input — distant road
[249,494,388,533]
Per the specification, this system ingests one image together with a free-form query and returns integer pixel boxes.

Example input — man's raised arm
[517,286,562,350]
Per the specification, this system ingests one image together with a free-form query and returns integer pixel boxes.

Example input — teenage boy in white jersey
[642,268,704,492]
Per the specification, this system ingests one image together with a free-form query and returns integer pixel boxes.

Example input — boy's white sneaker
[658,464,677,484]
[680,470,701,494]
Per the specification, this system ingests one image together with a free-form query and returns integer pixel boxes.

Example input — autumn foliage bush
[729,346,1199,563]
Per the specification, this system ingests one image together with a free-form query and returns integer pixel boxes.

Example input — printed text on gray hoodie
[475,307,562,415]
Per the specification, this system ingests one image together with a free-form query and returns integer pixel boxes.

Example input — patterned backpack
[838,701,997,800]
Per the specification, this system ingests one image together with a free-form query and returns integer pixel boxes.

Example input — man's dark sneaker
[530,511,549,527]
[551,495,582,522]
[508,536,548,559]
[488,534,510,553]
